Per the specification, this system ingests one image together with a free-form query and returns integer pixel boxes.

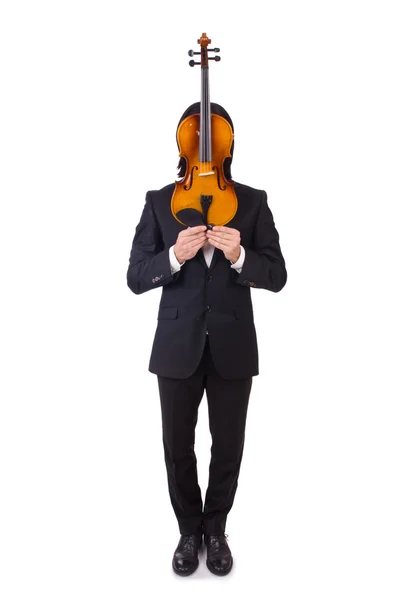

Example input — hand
[206,226,241,263]
[174,225,208,263]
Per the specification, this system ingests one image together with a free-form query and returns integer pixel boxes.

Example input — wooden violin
[171,33,238,228]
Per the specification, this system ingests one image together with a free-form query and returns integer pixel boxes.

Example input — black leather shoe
[172,533,202,576]
[204,533,233,575]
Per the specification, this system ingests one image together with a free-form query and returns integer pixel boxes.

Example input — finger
[183,225,207,236]
[207,229,236,239]
[181,232,207,244]
[187,233,207,244]
[188,237,208,249]
[207,231,239,242]
[207,238,233,251]
[211,226,238,234]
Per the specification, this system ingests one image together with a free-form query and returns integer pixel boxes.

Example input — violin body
[171,113,237,226]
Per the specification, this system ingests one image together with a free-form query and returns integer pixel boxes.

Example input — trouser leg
[157,373,205,535]
[202,372,252,535]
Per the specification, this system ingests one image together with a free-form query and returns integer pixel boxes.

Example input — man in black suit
[126,103,287,576]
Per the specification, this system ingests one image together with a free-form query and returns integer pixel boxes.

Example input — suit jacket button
[207,275,213,281]
[206,305,211,312]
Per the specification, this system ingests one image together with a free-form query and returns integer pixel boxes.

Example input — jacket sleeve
[126,192,182,294]
[233,191,287,292]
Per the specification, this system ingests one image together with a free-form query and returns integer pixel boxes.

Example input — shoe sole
[206,556,233,576]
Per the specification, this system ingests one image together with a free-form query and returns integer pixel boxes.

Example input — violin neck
[200,66,212,163]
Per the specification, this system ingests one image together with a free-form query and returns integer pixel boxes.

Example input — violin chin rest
[175,208,206,227]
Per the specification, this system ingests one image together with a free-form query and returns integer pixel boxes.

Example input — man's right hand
[174,225,208,264]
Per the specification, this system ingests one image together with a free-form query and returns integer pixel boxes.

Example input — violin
[171,33,238,229]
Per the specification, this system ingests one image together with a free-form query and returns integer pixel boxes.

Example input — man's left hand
[206,226,241,263]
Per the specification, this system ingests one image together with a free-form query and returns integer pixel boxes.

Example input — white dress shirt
[168,241,246,334]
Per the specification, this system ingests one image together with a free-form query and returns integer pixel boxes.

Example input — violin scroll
[188,32,221,67]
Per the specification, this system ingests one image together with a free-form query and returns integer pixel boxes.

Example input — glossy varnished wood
[171,113,238,226]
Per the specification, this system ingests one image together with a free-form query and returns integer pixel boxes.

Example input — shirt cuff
[169,245,185,274]
[229,245,245,273]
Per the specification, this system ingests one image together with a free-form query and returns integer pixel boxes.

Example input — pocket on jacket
[157,306,178,320]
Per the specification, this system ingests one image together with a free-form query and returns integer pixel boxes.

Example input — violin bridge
[198,171,215,176]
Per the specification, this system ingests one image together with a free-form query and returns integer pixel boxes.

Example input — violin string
[200,54,211,177]
[200,63,204,176]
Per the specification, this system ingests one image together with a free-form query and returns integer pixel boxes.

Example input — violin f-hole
[213,165,227,191]
[184,165,198,191]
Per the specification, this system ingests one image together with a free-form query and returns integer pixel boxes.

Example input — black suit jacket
[126,181,287,379]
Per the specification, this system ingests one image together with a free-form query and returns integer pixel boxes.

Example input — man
[126,102,287,576]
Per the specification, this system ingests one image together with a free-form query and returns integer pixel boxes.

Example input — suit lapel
[209,247,221,270]
[197,246,221,271]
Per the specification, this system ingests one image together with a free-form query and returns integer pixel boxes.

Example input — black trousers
[157,334,253,536]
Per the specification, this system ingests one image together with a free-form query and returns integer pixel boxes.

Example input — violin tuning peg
[188,50,194,57]
[208,47,220,52]
[189,59,201,67]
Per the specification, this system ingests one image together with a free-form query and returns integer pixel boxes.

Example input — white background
[1,1,396,598]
